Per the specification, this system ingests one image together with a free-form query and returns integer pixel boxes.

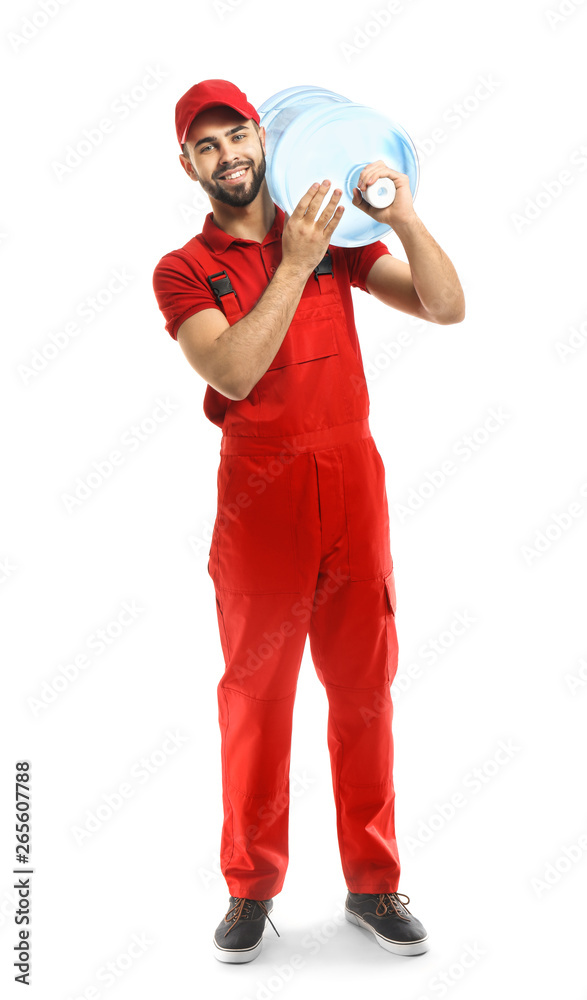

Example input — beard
[200,145,267,207]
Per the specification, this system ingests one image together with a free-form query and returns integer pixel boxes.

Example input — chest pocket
[267,299,339,372]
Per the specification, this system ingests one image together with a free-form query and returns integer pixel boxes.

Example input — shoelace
[224,897,280,939]
[374,892,412,919]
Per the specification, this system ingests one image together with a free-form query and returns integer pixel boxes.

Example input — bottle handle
[347,164,396,210]
[363,177,396,209]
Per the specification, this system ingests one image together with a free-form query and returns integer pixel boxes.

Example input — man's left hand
[351,160,416,228]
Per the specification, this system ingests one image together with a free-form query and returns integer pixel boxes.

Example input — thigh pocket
[342,437,393,581]
[215,591,230,664]
[384,569,399,685]
[215,457,299,594]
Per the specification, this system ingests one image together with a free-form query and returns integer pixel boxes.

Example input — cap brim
[180,102,254,145]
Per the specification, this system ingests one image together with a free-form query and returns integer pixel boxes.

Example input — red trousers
[209,422,400,899]
[200,242,401,899]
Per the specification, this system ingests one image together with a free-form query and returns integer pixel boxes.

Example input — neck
[209,183,276,243]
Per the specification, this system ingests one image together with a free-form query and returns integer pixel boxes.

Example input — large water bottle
[257,85,419,248]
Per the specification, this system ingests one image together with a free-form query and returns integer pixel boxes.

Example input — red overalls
[184,231,400,900]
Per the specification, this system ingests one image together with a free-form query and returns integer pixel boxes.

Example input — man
[152,79,465,965]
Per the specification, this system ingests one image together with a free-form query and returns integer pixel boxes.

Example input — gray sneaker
[213,896,280,964]
[345,891,429,955]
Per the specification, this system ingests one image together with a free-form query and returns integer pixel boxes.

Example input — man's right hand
[281,180,344,277]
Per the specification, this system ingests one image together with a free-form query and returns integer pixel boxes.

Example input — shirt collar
[202,203,285,254]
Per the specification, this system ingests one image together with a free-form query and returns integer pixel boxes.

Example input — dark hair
[182,118,259,159]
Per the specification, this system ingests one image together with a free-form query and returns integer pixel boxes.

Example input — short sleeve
[152,250,220,340]
[343,240,392,293]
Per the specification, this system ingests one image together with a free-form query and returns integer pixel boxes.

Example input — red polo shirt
[152,204,391,363]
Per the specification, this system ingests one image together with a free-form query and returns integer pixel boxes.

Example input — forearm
[212,262,309,399]
[392,214,465,323]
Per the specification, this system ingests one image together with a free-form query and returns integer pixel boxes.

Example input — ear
[179,153,198,181]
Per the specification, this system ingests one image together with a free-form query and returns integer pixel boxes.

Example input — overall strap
[181,235,334,318]
[181,234,244,323]
[314,249,334,294]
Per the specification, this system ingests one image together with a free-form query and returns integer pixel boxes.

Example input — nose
[217,150,248,177]
[219,154,242,168]
[218,137,242,162]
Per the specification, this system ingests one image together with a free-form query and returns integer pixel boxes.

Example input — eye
[200,134,246,154]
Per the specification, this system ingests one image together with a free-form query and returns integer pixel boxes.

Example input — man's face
[183,106,267,207]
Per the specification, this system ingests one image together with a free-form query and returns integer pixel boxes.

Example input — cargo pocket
[384,569,396,617]
[215,592,230,666]
[343,437,393,582]
[207,523,217,579]
[384,569,399,685]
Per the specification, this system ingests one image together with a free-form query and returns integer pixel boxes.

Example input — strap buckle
[207,270,238,302]
[314,250,334,280]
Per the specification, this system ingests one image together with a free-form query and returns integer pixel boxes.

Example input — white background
[2,0,587,996]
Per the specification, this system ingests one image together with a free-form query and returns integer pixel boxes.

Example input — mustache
[215,163,252,179]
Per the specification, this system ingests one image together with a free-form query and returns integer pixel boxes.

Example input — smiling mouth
[219,166,249,183]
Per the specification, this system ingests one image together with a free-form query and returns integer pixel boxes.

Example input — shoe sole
[213,937,264,963]
[345,907,429,956]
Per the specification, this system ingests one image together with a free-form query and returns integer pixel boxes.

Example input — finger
[352,187,374,215]
[360,168,404,191]
[306,179,341,220]
[323,203,345,234]
[316,187,343,226]
[294,180,331,217]
[353,188,369,209]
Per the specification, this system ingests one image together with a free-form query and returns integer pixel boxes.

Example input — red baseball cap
[175,79,260,147]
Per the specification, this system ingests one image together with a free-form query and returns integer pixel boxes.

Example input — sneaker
[213,896,280,964]
[345,891,429,956]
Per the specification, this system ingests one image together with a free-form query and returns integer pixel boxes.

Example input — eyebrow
[193,124,249,149]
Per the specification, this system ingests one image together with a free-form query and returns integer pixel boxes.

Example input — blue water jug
[257,85,419,248]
